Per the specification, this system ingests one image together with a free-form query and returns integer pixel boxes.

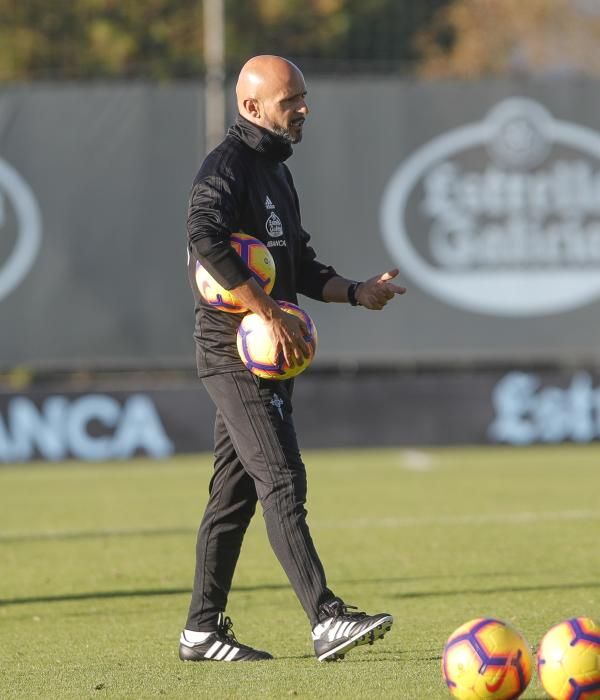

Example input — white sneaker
[312,598,393,662]
[179,613,273,662]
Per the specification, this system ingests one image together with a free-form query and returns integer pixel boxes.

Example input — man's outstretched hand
[356,269,406,310]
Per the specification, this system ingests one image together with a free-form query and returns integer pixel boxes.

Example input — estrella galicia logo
[0,157,42,302]
[380,98,600,316]
[266,211,283,238]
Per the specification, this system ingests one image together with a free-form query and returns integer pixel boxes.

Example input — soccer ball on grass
[537,617,600,699]
[442,618,533,699]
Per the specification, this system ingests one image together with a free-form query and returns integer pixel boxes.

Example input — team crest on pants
[270,392,284,419]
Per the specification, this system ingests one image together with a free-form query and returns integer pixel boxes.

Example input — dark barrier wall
[0,84,203,369]
[2,79,600,369]
[2,368,599,462]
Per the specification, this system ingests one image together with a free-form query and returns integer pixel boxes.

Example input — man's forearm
[233,275,354,310]
[321,275,355,304]
[230,278,284,320]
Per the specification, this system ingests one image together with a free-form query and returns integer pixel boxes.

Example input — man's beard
[271,123,302,144]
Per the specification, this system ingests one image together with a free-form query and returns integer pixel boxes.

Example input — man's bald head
[236,55,308,144]
[236,56,303,107]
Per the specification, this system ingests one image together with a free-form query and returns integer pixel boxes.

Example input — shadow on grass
[0,587,193,607]
[391,580,600,599]
[276,647,402,662]
[0,574,488,607]
[2,578,598,608]
[0,583,290,607]
[0,575,495,607]
[274,654,314,660]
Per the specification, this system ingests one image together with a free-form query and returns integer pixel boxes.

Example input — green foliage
[1,445,600,697]
[229,0,449,71]
[0,0,449,80]
[0,0,204,80]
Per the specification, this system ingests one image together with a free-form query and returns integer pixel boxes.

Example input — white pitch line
[314,509,600,529]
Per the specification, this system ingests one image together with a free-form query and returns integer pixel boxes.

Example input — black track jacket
[187,115,338,377]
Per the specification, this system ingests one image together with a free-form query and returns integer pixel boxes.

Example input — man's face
[261,73,309,144]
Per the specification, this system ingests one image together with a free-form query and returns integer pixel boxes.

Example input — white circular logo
[380,98,600,316]
[0,157,42,302]
[266,211,283,238]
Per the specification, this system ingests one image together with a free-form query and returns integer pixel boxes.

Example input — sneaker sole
[317,615,393,662]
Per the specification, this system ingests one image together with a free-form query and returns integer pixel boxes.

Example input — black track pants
[185,370,334,631]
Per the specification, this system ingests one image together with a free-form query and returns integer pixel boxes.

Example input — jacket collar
[228,114,293,162]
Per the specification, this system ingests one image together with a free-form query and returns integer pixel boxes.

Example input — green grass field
[1,445,599,698]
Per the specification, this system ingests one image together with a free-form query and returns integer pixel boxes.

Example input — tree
[0,0,450,80]
[0,0,204,80]
[416,0,600,79]
[228,0,450,72]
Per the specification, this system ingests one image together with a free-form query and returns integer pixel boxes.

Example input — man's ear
[243,98,261,120]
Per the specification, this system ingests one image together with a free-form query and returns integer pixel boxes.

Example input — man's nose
[298,100,309,116]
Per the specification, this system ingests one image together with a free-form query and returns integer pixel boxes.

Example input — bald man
[181,55,404,663]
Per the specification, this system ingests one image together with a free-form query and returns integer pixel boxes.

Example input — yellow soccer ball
[537,617,600,699]
[442,618,533,699]
[237,301,318,379]
[195,232,275,313]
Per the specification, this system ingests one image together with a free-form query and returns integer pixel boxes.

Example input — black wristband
[347,281,362,306]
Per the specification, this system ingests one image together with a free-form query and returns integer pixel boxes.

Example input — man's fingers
[279,342,294,368]
[291,322,310,360]
[278,335,299,368]
[273,314,312,366]
[283,343,299,368]
[297,336,310,360]
[379,268,399,282]
[376,270,406,293]
[287,333,310,364]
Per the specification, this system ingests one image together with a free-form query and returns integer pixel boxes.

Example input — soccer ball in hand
[442,618,533,699]
[195,232,276,313]
[537,617,600,699]
[237,301,317,379]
